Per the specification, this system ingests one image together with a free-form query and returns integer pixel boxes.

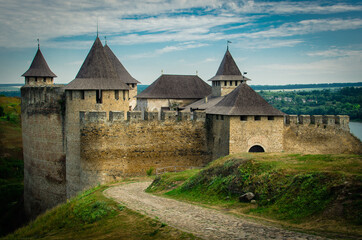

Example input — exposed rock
[251,200,257,204]
[239,192,255,202]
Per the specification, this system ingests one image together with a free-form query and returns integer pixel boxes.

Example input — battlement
[80,110,206,124]
[284,114,349,131]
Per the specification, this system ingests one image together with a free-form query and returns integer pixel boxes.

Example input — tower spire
[97,18,99,37]
[37,39,40,49]
[105,36,107,45]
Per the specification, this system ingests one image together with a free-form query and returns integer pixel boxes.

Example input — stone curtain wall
[229,116,284,153]
[283,115,362,154]
[78,111,211,191]
[21,86,66,219]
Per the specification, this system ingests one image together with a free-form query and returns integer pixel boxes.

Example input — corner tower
[21,45,66,218]
[209,48,249,97]
[64,37,130,198]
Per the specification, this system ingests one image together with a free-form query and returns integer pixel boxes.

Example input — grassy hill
[3,182,198,240]
[147,153,362,239]
[0,96,24,236]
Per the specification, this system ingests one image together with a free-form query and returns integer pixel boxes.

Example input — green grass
[147,153,362,237]
[3,183,199,240]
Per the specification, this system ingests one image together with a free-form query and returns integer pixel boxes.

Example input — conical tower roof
[104,44,140,84]
[22,48,56,77]
[209,48,250,81]
[206,82,284,116]
[136,74,211,99]
[65,37,129,90]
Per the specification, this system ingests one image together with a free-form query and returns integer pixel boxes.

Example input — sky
[0,0,361,86]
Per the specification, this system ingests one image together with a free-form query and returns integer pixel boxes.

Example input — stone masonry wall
[21,86,66,219]
[229,116,284,153]
[78,111,211,191]
[284,115,362,154]
[206,114,230,160]
[65,90,130,198]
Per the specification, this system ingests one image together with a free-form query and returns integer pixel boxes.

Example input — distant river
[350,122,362,141]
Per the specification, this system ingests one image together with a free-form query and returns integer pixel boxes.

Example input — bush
[146,167,154,176]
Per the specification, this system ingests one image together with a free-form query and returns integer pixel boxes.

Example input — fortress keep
[21,38,362,218]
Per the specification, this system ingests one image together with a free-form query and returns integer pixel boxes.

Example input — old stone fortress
[21,37,361,217]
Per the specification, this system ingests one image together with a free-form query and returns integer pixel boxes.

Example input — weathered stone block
[109,111,125,122]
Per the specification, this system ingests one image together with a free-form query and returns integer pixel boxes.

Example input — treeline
[259,87,362,120]
[251,82,362,91]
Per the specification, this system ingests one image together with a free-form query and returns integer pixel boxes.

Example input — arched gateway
[249,145,265,152]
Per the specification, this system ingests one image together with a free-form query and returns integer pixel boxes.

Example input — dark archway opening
[249,145,265,152]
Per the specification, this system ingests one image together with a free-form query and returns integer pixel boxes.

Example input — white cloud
[243,18,362,39]
[127,42,208,59]
[227,1,362,14]
[0,0,361,49]
[307,49,362,58]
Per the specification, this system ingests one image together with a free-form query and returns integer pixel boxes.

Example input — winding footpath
[104,182,327,240]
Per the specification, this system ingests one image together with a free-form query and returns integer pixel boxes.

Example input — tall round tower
[64,37,131,198]
[21,44,66,218]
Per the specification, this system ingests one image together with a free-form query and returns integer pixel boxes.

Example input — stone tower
[206,82,285,158]
[21,45,66,218]
[64,37,131,198]
[209,48,250,97]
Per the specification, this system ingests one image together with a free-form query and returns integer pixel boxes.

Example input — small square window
[268,116,274,120]
[221,115,224,120]
[216,115,219,120]
[240,116,247,121]
[254,116,261,121]
[81,90,85,100]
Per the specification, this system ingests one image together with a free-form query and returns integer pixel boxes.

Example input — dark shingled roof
[65,37,129,90]
[104,44,140,84]
[209,49,250,81]
[216,49,241,76]
[22,48,57,77]
[136,74,211,99]
[182,95,224,112]
[206,83,285,116]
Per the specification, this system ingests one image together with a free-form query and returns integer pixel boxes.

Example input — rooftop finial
[196,70,198,76]
[97,18,99,37]
[227,40,232,50]
[161,69,164,74]
[37,39,40,49]
[105,36,107,45]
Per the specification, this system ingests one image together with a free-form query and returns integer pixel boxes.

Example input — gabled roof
[182,95,224,112]
[104,44,140,84]
[136,74,211,99]
[65,37,129,90]
[209,49,250,81]
[206,82,285,116]
[22,48,57,77]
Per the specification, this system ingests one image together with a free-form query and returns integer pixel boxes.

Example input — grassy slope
[0,97,24,236]
[147,153,362,238]
[3,182,199,240]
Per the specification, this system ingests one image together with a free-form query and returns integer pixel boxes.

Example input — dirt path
[104,182,327,240]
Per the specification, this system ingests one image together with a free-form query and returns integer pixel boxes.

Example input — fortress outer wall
[283,115,362,154]
[78,111,212,190]
[21,86,66,219]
